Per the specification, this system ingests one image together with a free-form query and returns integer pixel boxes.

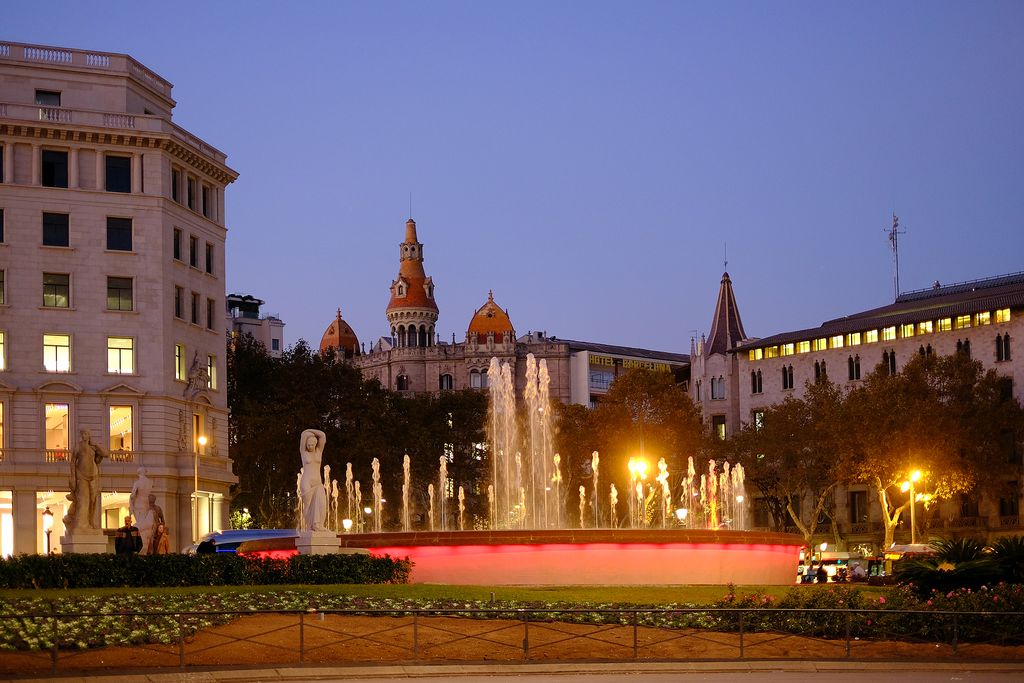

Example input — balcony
[44,449,69,463]
[108,450,134,464]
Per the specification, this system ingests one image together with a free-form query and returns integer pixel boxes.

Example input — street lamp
[41,507,53,554]
[900,470,922,545]
[194,435,208,542]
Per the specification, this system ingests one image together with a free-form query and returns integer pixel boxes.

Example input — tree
[729,380,844,549]
[840,352,1023,550]
[588,369,705,525]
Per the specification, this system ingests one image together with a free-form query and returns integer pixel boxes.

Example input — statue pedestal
[59,532,109,554]
[296,531,341,555]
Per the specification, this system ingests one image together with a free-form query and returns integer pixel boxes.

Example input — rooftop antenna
[723,242,728,272]
[886,214,905,300]
[409,193,413,219]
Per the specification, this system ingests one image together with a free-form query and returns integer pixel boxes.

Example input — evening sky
[6,1,1023,353]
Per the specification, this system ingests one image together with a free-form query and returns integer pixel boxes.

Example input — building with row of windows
[690,270,1024,548]
[0,41,237,554]
[323,218,688,406]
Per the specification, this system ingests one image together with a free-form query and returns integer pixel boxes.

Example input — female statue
[298,429,328,531]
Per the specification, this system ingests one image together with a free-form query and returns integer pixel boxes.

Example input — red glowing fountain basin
[332,529,803,585]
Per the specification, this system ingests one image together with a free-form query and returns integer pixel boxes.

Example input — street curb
[14,660,1024,682]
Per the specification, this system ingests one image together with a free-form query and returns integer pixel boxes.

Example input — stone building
[227,293,285,358]
[0,41,237,553]
[691,270,1024,549]
[328,218,687,405]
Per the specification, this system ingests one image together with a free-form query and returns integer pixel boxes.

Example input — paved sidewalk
[17,661,1024,682]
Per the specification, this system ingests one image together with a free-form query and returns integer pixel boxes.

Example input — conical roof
[706,272,747,355]
[467,290,514,343]
[386,218,439,314]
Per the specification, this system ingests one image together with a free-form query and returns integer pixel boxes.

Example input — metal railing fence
[0,606,1021,675]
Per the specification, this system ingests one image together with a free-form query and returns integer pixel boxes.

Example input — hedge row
[0,552,412,589]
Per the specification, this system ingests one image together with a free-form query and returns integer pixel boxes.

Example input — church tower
[693,272,747,439]
[386,218,439,347]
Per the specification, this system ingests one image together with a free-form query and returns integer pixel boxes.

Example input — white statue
[64,430,107,531]
[129,467,154,553]
[298,429,328,531]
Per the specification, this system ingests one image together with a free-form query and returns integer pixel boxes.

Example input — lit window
[996,308,1011,324]
[797,340,810,354]
[712,415,726,440]
[748,348,763,361]
[0,331,5,370]
[44,402,69,452]
[846,332,862,346]
[938,318,952,332]
[207,355,217,390]
[812,338,827,351]
[882,327,896,341]
[43,273,70,308]
[0,268,4,305]
[765,346,779,359]
[900,324,914,338]
[917,321,933,335]
[107,337,133,374]
[829,335,844,349]
[106,277,133,311]
[975,312,991,326]
[43,334,70,372]
[109,405,133,452]
[865,330,878,343]
[955,315,971,329]
[174,344,185,381]
[781,343,795,357]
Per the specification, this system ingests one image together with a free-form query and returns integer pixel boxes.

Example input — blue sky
[8,1,1023,352]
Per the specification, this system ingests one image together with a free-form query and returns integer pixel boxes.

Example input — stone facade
[691,271,1024,550]
[0,41,237,554]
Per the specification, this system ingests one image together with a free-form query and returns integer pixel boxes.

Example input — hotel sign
[589,354,672,373]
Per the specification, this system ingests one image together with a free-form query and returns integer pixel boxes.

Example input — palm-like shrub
[898,537,1001,596]
[991,536,1024,584]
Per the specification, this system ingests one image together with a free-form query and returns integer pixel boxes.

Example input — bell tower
[386,218,439,348]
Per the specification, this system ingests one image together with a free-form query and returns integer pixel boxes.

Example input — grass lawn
[0,582,888,605]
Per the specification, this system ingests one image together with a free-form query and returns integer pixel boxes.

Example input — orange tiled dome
[467,291,514,343]
[319,309,360,358]
[386,219,439,314]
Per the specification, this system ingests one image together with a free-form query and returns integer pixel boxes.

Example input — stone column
[131,152,142,193]
[30,143,40,185]
[12,490,37,555]
[2,142,12,183]
[95,148,104,190]
[68,147,79,189]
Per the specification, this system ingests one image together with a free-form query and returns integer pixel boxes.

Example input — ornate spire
[387,217,438,347]
[705,272,746,356]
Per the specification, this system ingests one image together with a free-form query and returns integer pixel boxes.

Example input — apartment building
[0,41,237,553]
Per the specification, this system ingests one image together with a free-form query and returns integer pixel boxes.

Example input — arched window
[439,374,453,391]
[428,326,435,346]
[396,375,409,391]
[782,365,794,390]
[814,361,822,383]
[470,370,482,389]
[397,325,406,348]
[419,325,428,348]
[957,339,971,358]
[997,334,1011,362]
[481,369,489,387]
[848,355,860,381]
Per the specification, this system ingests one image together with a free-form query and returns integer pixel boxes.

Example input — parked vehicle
[183,529,298,554]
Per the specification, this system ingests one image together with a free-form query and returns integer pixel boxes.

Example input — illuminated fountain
[320,354,802,584]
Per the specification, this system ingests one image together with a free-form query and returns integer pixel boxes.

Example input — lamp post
[194,434,208,542]
[41,507,53,554]
[900,470,922,545]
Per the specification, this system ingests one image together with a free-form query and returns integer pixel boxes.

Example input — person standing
[115,515,142,554]
[149,523,171,554]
